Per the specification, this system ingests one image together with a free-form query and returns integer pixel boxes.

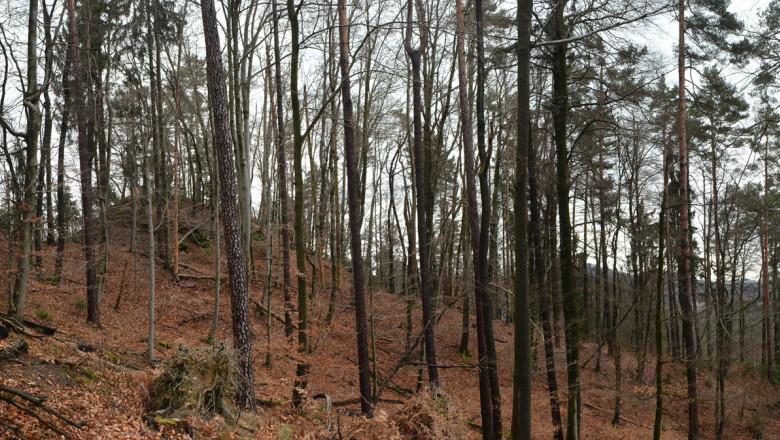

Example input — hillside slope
[1,206,778,439]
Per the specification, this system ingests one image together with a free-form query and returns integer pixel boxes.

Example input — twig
[0,316,36,338]
[332,397,404,407]
[0,418,28,440]
[582,401,643,427]
[179,273,228,280]
[178,313,211,326]
[250,298,297,329]
[0,394,76,439]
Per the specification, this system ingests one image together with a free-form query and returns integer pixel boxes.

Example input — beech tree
[1,0,778,436]
[404,0,440,391]
[337,0,372,416]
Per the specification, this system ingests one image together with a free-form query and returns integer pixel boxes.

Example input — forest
[0,0,779,438]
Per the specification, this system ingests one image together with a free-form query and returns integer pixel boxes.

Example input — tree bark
[337,0,372,416]
[475,0,501,434]
[511,0,532,436]
[677,1,699,437]
[549,0,581,437]
[271,0,293,337]
[10,0,42,321]
[200,0,256,409]
[529,123,563,440]
[404,0,440,391]
[68,0,99,326]
[454,0,491,434]
[54,34,73,282]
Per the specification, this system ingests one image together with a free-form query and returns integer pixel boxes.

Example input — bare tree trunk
[54,37,72,282]
[763,132,773,381]
[271,0,293,337]
[337,0,372,415]
[131,130,139,304]
[511,0,532,435]
[529,125,563,440]
[677,2,699,436]
[653,179,667,440]
[145,112,156,363]
[172,13,185,282]
[285,0,310,410]
[200,0,256,409]
[35,0,55,268]
[549,0,580,436]
[68,0,99,326]
[42,0,55,247]
[9,0,42,321]
[454,0,491,433]
[209,169,220,343]
[404,0,439,391]
[474,0,501,434]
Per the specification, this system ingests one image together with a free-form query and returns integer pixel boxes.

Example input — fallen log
[50,337,142,371]
[582,401,642,426]
[0,316,32,337]
[179,273,228,280]
[0,339,28,362]
[250,298,296,329]
[0,418,28,440]
[23,320,56,336]
[331,397,404,407]
[178,313,211,326]
[0,383,85,440]
[0,384,43,406]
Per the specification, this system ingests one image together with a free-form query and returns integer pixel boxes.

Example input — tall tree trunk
[511,0,532,436]
[530,125,563,440]
[337,0,372,415]
[172,12,185,282]
[271,0,293,337]
[286,0,309,409]
[131,130,139,304]
[35,0,55,268]
[454,0,491,434]
[200,0,256,409]
[598,64,611,364]
[68,0,99,326]
[677,1,699,437]
[54,36,72,282]
[209,169,220,342]
[653,183,667,440]
[404,0,440,391]
[43,0,55,246]
[763,132,773,381]
[549,0,581,437]
[145,112,156,363]
[9,0,42,321]
[475,0,501,434]
[150,0,168,271]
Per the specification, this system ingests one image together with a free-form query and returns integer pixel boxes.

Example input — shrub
[35,309,53,321]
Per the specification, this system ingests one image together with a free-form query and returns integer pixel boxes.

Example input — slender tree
[404,0,440,391]
[455,0,492,434]
[337,0,372,416]
[200,0,256,409]
[548,0,581,437]
[512,0,533,436]
[68,0,100,326]
[677,1,699,437]
[271,0,293,337]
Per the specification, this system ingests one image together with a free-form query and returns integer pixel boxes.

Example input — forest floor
[1,203,779,439]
